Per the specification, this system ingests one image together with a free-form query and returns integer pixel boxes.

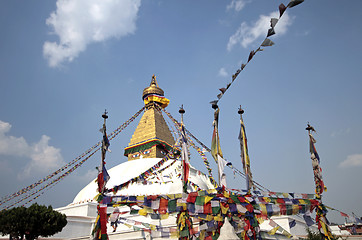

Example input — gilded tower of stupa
[124,75,175,160]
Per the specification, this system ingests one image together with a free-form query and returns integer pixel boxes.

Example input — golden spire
[125,75,175,160]
[143,75,164,99]
[142,75,169,108]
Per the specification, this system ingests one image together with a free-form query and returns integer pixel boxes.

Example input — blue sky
[1,0,361,223]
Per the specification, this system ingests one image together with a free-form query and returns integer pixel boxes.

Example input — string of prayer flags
[106,154,177,194]
[210,0,304,106]
[1,106,146,210]
[158,106,218,187]
[325,205,362,223]
[104,186,322,240]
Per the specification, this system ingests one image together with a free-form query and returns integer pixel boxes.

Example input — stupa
[53,76,217,239]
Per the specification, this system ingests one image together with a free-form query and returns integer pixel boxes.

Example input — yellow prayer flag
[205,195,213,203]
[206,215,214,221]
[221,204,229,214]
[282,230,292,238]
[260,204,267,216]
[268,226,280,235]
[138,208,148,216]
[292,205,299,214]
[161,213,169,220]
[136,196,144,201]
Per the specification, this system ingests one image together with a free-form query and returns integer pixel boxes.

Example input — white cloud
[227,11,293,50]
[0,120,64,178]
[43,0,141,68]
[331,128,351,137]
[218,67,228,77]
[226,0,248,12]
[0,121,28,156]
[339,154,362,168]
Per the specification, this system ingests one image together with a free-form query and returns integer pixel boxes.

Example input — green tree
[0,203,67,240]
[304,228,338,240]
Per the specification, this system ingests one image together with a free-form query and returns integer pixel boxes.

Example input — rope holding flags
[0,106,145,211]
[159,104,270,192]
[210,0,305,106]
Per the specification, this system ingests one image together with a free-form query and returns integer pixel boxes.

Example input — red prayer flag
[340,212,348,217]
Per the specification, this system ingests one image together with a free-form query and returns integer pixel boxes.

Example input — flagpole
[178,105,194,240]
[101,110,108,168]
[93,110,110,240]
[179,105,187,194]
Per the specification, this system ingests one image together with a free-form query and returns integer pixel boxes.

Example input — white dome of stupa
[73,158,215,204]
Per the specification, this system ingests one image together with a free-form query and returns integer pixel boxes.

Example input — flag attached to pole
[211,108,223,162]
[238,110,254,191]
[181,124,190,193]
[309,133,326,198]
[211,107,227,187]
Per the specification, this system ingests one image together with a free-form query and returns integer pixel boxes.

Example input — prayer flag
[211,108,223,162]
[261,38,275,47]
[340,212,348,217]
[287,0,304,8]
[97,162,110,193]
[219,88,226,94]
[268,226,279,235]
[309,133,325,197]
[303,214,315,226]
[248,50,255,62]
[181,124,190,192]
[289,219,296,228]
[217,155,228,187]
[103,132,111,152]
[279,3,287,17]
[267,28,275,37]
[238,113,254,191]
[270,18,278,28]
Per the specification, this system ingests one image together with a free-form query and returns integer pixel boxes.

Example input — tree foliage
[0,203,67,240]
[304,228,338,240]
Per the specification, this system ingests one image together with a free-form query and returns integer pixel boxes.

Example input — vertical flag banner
[306,123,332,240]
[94,111,110,240]
[211,108,223,163]
[211,107,227,187]
[238,108,254,192]
[181,124,190,193]
[308,133,326,199]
